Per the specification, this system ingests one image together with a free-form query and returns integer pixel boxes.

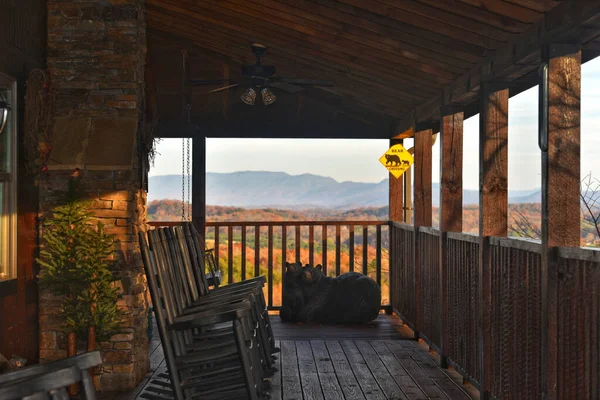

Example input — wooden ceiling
[146,0,600,138]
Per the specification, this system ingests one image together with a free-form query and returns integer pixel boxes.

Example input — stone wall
[41,0,148,391]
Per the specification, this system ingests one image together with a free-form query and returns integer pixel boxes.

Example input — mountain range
[148,171,543,208]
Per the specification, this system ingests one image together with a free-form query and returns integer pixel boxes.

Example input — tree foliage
[38,198,121,341]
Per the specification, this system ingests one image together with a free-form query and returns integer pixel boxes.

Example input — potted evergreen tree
[37,181,121,362]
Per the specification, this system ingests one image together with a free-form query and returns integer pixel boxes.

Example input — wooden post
[540,43,581,400]
[404,170,413,224]
[192,136,206,251]
[478,83,509,399]
[390,138,404,222]
[414,128,433,338]
[439,110,464,368]
[389,138,404,314]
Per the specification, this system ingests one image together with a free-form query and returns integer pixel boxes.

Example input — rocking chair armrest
[0,351,102,385]
[202,285,263,298]
[211,276,265,291]
[169,301,252,330]
[209,280,265,295]
[188,292,256,309]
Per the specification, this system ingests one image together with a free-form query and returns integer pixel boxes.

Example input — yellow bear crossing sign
[379,144,413,178]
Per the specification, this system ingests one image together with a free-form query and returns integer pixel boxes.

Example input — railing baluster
[309,225,314,266]
[349,225,355,272]
[296,225,301,263]
[376,225,382,287]
[241,225,246,281]
[254,225,260,278]
[282,225,287,268]
[322,224,328,276]
[268,225,273,308]
[228,226,233,284]
[214,226,220,276]
[363,225,368,275]
[336,224,341,276]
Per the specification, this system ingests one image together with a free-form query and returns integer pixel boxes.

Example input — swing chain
[186,137,191,220]
[182,137,186,221]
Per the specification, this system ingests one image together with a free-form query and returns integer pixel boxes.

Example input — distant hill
[148,171,542,208]
[149,172,389,208]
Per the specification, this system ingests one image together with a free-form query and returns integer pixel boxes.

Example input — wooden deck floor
[100,314,479,400]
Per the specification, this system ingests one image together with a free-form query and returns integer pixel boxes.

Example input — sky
[150,57,600,191]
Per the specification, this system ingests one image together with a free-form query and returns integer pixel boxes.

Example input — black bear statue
[280,262,381,324]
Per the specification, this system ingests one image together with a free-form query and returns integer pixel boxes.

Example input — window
[0,73,17,281]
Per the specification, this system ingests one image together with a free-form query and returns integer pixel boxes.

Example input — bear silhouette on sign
[401,160,410,166]
[385,154,401,166]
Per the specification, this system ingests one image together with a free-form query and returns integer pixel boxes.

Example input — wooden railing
[148,220,390,310]
[391,225,600,399]
[446,231,480,384]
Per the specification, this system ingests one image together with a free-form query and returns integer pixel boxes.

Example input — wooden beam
[243,0,473,70]
[479,85,509,238]
[146,1,449,90]
[540,43,581,400]
[477,84,508,400]
[192,136,206,251]
[440,112,464,233]
[543,44,582,248]
[165,0,460,82]
[310,0,485,61]
[147,19,418,117]
[389,138,404,222]
[333,0,505,48]
[438,110,464,368]
[413,128,433,338]
[396,1,600,134]
[414,130,433,227]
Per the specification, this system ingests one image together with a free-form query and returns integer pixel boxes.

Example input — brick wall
[41,0,148,391]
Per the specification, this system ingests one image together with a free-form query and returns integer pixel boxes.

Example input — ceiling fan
[189,43,335,106]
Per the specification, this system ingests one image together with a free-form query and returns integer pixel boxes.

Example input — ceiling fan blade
[189,78,241,86]
[207,84,240,94]
[269,82,304,94]
[277,78,335,87]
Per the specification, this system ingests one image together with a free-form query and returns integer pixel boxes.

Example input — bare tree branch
[581,172,600,241]
[509,209,541,239]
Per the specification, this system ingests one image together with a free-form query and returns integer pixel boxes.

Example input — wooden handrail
[150,220,390,310]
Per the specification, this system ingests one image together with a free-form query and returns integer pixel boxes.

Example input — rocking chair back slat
[0,366,92,400]
[139,231,185,400]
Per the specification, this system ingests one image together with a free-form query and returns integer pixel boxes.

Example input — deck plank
[325,341,366,400]
[297,340,325,400]
[311,341,344,400]
[400,341,471,400]
[354,340,409,399]
[340,340,386,400]
[281,340,302,400]
[370,341,428,399]
[385,340,448,399]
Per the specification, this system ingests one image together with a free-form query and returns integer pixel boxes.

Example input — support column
[413,128,433,337]
[192,136,206,251]
[540,43,581,400]
[439,110,464,368]
[389,138,404,223]
[44,0,148,390]
[478,84,509,399]
[389,138,404,315]
[404,167,413,224]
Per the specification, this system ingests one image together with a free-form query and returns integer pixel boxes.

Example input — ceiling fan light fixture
[261,88,276,106]
[240,87,256,105]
